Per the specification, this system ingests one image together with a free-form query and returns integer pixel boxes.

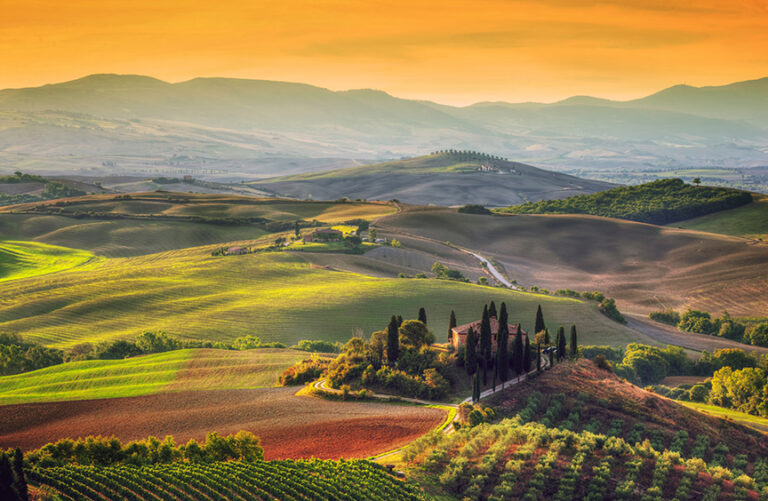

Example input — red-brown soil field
[0,387,445,459]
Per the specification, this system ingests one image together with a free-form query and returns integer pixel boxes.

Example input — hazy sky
[2,0,766,104]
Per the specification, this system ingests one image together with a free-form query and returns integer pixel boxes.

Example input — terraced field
[0,244,651,349]
[0,348,310,405]
[0,240,97,281]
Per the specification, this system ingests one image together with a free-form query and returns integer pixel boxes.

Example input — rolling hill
[0,194,395,256]
[0,240,97,281]
[252,151,615,206]
[0,74,766,180]
[0,348,312,405]
[404,360,768,500]
[0,242,652,349]
[375,207,768,318]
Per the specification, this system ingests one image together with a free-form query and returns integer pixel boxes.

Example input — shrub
[649,310,681,325]
[278,357,331,385]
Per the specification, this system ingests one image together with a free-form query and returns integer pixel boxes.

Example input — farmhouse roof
[452,317,525,336]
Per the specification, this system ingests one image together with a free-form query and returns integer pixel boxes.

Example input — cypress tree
[549,349,555,367]
[396,315,403,328]
[497,322,509,386]
[534,305,545,335]
[448,310,457,342]
[11,448,26,501]
[513,326,523,376]
[465,327,478,376]
[472,371,480,403]
[386,315,399,366]
[498,302,508,328]
[557,326,566,360]
[489,301,497,318]
[536,344,541,372]
[523,335,531,372]
[544,328,551,346]
[479,306,492,385]
[570,325,578,358]
[0,453,15,501]
[418,307,427,325]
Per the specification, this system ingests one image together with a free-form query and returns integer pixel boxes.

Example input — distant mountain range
[0,74,766,180]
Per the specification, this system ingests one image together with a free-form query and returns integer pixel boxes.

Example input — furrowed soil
[0,387,445,459]
[378,208,768,317]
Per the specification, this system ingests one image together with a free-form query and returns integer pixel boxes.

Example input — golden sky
[1,0,766,104]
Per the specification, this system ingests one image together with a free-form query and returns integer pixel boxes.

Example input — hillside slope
[254,152,615,206]
[403,360,768,500]
[0,245,650,349]
[377,207,768,317]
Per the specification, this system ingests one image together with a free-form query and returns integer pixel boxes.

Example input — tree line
[496,178,753,225]
[1,332,338,378]
[650,308,768,348]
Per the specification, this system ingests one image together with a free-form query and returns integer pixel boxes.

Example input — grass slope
[674,194,768,241]
[0,348,309,405]
[0,195,394,257]
[0,244,647,349]
[0,240,96,281]
[682,401,768,434]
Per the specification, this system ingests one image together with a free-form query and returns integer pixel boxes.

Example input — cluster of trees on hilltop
[650,308,768,347]
[0,171,87,207]
[430,150,507,162]
[496,178,753,225]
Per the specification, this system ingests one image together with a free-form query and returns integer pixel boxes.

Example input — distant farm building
[226,246,248,255]
[450,316,527,352]
[303,228,343,242]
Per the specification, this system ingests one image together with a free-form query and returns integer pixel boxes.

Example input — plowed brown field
[0,387,445,459]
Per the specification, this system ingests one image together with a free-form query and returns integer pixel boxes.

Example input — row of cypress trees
[0,448,27,501]
[459,302,579,402]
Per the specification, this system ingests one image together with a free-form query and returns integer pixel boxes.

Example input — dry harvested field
[0,387,445,459]
[377,208,768,317]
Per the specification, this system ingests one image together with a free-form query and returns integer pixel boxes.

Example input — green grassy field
[681,401,768,434]
[0,196,394,257]
[0,241,649,349]
[674,194,768,240]
[0,240,97,281]
[0,348,310,405]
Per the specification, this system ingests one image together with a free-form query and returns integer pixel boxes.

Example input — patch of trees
[580,343,767,388]
[0,334,63,376]
[281,312,454,399]
[430,150,507,162]
[431,262,468,282]
[496,178,753,225]
[598,298,626,324]
[289,339,342,353]
[457,204,492,215]
[0,171,46,183]
[650,308,768,347]
[279,357,332,385]
[23,431,263,468]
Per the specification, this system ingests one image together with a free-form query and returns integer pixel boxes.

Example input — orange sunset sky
[1,0,766,104]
